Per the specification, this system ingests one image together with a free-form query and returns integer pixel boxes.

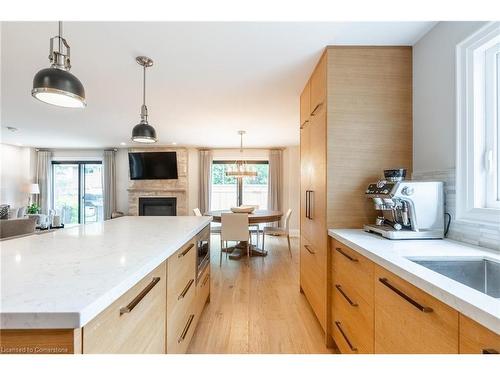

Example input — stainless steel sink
[408,258,500,298]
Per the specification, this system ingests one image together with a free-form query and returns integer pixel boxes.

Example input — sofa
[0,216,37,240]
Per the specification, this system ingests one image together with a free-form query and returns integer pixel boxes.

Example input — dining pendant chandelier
[32,21,86,108]
[131,56,158,143]
[225,131,257,178]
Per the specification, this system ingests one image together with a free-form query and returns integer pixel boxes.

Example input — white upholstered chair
[262,208,293,257]
[193,208,202,216]
[220,213,250,266]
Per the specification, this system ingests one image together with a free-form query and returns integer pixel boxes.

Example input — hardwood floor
[187,234,336,354]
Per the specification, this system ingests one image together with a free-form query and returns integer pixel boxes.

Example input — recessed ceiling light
[15,143,23,147]
[120,142,127,146]
[172,142,177,145]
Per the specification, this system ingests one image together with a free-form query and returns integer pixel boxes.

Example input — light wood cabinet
[300,235,326,329]
[374,265,459,354]
[300,80,310,128]
[310,53,326,115]
[331,240,374,354]
[299,46,412,343]
[460,314,500,354]
[83,262,167,354]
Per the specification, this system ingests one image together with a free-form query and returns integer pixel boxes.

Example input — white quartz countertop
[328,229,500,334]
[0,216,212,329]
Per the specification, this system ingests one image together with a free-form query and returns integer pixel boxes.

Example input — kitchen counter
[328,229,500,334]
[0,216,211,329]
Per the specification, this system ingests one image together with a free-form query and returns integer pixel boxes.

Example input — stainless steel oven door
[196,226,210,283]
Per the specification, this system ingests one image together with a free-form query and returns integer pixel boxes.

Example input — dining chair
[247,205,260,246]
[220,213,250,266]
[193,208,202,216]
[262,208,293,257]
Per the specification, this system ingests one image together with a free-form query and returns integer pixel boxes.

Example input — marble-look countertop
[0,216,212,329]
[329,229,500,334]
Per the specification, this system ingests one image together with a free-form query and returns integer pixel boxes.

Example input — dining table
[206,209,283,259]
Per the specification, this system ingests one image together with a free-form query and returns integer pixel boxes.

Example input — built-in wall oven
[196,225,210,283]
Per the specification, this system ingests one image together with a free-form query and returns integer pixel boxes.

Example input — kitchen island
[0,216,212,354]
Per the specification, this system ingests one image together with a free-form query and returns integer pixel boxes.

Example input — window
[210,161,269,210]
[456,22,500,224]
[52,161,103,224]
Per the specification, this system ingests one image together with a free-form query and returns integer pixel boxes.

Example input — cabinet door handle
[334,321,357,352]
[310,102,323,116]
[335,284,358,307]
[178,243,194,258]
[305,190,310,219]
[178,279,194,300]
[304,244,315,254]
[379,277,433,313]
[178,314,195,343]
[482,349,499,354]
[335,247,359,262]
[300,119,309,129]
[308,190,314,220]
[120,277,161,315]
[202,273,210,287]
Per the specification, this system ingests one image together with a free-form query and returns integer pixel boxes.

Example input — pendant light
[32,21,86,108]
[226,131,257,178]
[131,56,158,143]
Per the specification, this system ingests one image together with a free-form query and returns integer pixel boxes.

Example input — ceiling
[1,22,436,149]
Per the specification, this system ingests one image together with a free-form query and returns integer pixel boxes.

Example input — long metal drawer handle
[178,279,194,300]
[304,245,316,254]
[120,277,161,315]
[202,273,210,287]
[334,321,357,352]
[335,284,358,307]
[310,102,323,116]
[300,119,309,129]
[482,349,499,354]
[178,314,195,343]
[178,243,194,258]
[379,278,433,313]
[335,247,359,262]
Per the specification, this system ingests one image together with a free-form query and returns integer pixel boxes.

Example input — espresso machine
[364,169,445,239]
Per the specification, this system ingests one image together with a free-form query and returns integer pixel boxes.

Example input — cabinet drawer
[300,236,326,330]
[167,305,197,354]
[167,239,196,297]
[333,273,374,353]
[196,267,210,316]
[374,265,459,353]
[83,262,166,354]
[333,241,373,304]
[460,314,500,354]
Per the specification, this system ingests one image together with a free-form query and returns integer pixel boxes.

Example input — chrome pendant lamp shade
[131,56,158,143]
[31,21,86,108]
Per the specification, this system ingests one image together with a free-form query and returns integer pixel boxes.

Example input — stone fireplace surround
[127,147,188,216]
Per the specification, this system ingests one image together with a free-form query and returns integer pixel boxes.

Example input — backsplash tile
[412,169,500,252]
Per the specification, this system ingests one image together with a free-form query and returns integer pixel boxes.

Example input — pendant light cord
[143,65,146,106]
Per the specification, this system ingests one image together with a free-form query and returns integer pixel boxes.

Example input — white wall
[413,21,487,172]
[0,143,34,208]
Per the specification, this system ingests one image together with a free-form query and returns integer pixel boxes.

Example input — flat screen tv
[128,152,178,180]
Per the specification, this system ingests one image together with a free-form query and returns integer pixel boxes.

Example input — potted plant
[27,203,40,214]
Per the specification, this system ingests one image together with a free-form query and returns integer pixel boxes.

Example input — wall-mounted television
[128,152,178,180]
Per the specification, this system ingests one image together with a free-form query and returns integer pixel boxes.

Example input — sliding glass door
[52,161,103,224]
[210,161,269,211]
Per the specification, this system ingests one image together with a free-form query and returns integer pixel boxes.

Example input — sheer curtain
[103,150,117,220]
[35,150,53,215]
[199,150,213,214]
[268,149,283,225]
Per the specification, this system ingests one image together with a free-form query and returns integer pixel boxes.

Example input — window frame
[210,160,269,210]
[456,22,500,224]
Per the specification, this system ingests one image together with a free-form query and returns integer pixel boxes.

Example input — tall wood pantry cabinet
[299,46,413,343]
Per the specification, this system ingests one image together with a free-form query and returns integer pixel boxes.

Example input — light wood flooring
[187,234,336,354]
